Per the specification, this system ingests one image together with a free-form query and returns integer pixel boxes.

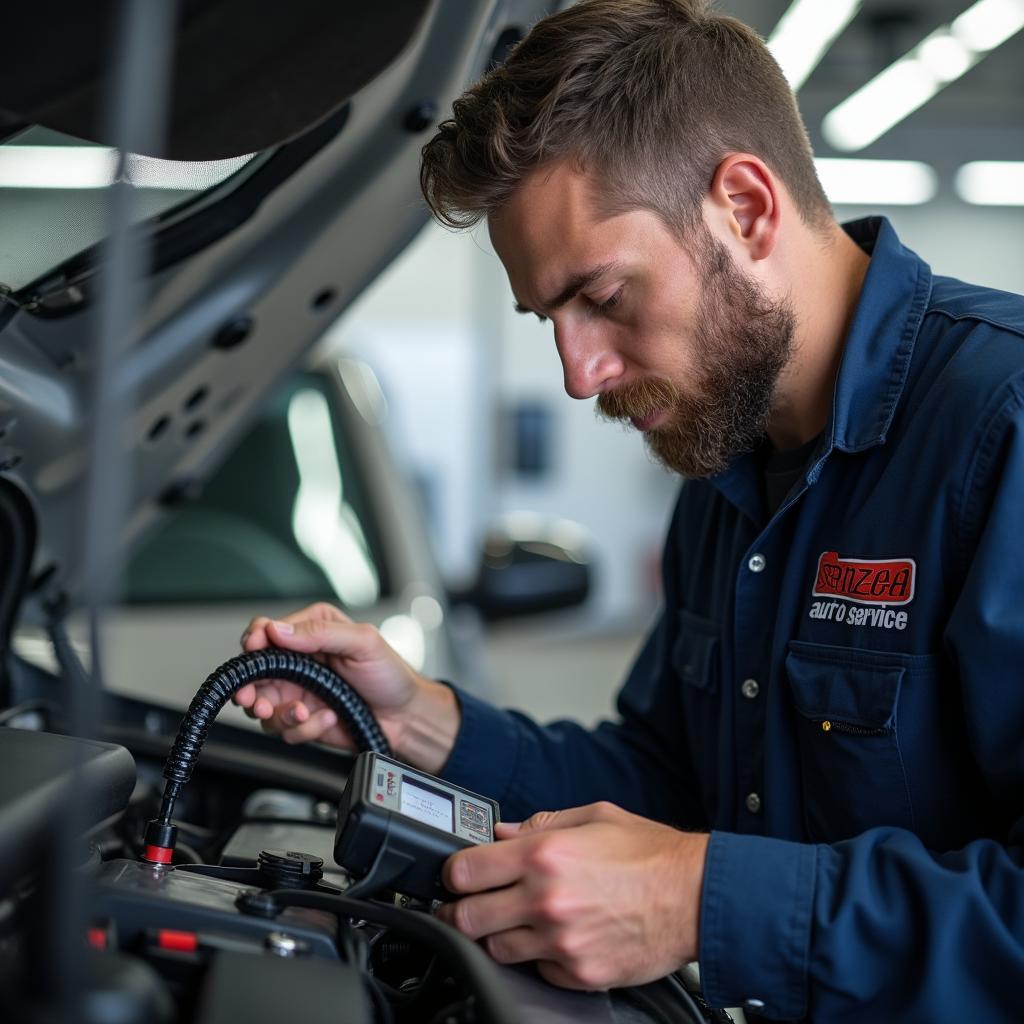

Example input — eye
[591,287,623,316]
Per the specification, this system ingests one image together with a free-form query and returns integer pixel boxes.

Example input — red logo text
[812,551,916,606]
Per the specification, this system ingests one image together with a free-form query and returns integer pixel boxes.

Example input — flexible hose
[155,649,390,825]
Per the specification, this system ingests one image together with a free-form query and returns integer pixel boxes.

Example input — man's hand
[233,602,460,773]
[436,802,709,990]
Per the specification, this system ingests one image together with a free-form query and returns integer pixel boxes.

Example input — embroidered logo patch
[812,551,916,605]
[808,552,916,631]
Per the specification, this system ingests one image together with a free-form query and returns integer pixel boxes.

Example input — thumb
[266,617,376,659]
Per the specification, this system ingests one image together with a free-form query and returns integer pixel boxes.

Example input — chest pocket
[786,640,915,843]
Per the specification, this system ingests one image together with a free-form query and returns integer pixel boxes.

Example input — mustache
[596,377,681,422]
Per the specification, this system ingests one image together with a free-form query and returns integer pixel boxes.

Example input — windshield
[0,125,258,291]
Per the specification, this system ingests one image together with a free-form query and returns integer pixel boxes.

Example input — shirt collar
[709,216,932,522]
[824,215,932,456]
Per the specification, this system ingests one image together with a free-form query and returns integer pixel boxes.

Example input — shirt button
[745,792,762,814]
[741,678,760,699]
[748,553,767,573]
[745,998,766,1011]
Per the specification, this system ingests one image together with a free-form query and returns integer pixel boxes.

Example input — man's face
[488,161,795,477]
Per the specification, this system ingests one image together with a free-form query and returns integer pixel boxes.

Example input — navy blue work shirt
[442,217,1024,1021]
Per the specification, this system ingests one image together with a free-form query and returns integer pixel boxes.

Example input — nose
[553,321,625,400]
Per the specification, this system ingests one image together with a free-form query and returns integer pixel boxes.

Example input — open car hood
[0,0,434,161]
[0,0,553,628]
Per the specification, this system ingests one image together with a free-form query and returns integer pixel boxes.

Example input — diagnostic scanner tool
[334,752,499,903]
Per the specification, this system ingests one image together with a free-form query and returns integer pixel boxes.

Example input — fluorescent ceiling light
[917,33,974,81]
[823,58,942,151]
[815,158,938,205]
[0,145,253,190]
[955,161,1024,204]
[823,0,1024,152]
[768,0,862,91]
[953,0,1024,49]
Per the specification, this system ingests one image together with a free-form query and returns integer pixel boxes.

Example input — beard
[596,231,795,478]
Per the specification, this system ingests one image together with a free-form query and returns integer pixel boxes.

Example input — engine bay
[0,687,510,1023]
[0,680,715,1024]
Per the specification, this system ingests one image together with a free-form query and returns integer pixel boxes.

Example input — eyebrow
[514,261,621,317]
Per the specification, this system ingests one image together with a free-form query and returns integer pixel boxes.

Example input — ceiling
[719,0,1024,174]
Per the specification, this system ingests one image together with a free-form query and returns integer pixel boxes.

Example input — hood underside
[0,0,432,160]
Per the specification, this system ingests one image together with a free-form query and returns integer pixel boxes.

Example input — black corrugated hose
[144,649,389,855]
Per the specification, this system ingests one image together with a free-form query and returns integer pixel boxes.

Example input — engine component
[196,948,369,1024]
[0,727,135,892]
[256,848,324,890]
[95,857,339,959]
[221,820,343,882]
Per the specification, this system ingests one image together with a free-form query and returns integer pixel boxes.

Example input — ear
[706,154,780,262]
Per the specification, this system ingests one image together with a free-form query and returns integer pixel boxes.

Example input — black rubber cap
[258,849,324,889]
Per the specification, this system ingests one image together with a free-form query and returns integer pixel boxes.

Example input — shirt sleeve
[701,382,1024,1021]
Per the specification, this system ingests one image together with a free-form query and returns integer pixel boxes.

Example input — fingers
[446,806,622,894]
[485,927,546,966]
[263,616,383,661]
[243,617,304,653]
[444,834,536,894]
[235,605,390,753]
[437,885,532,942]
[279,707,339,745]
[233,682,284,720]
[254,698,345,745]
[496,802,621,839]
[537,960,594,991]
[240,603,352,651]
[240,615,273,653]
[233,682,258,709]
[257,704,348,746]
[235,684,311,728]
[253,695,277,720]
[250,698,311,729]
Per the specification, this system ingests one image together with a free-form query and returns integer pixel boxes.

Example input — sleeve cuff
[438,683,523,808]
[699,830,817,1020]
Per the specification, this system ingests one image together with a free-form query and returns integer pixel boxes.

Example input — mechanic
[234,1,1024,1019]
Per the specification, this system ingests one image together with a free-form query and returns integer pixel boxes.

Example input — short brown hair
[420,0,831,237]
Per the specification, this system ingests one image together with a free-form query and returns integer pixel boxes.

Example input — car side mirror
[453,518,591,621]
